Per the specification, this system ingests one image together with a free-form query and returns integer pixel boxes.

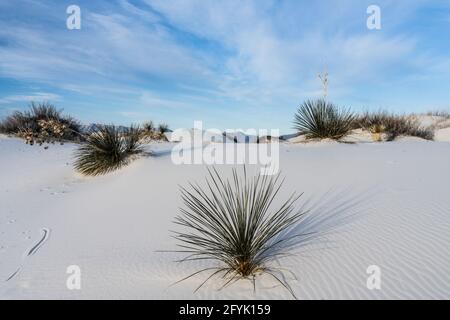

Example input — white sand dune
[436,127,450,142]
[1,134,450,299]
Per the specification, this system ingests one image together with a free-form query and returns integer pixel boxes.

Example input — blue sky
[0,0,449,132]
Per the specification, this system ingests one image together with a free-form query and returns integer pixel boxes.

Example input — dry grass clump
[172,167,305,298]
[19,119,70,146]
[293,99,355,140]
[74,125,143,176]
[358,111,434,141]
[0,102,81,145]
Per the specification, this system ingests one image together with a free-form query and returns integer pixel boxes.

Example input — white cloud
[0,0,428,99]
[144,0,421,101]
[139,91,192,109]
[0,3,213,94]
[0,92,61,104]
[0,0,449,129]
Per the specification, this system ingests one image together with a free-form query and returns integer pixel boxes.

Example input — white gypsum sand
[1,134,450,299]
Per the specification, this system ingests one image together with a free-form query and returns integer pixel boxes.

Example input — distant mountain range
[79,124,298,142]
[165,129,300,143]
[79,123,173,133]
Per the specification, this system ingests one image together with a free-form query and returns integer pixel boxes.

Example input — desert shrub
[0,121,8,134]
[124,125,143,153]
[358,110,391,134]
[172,167,305,298]
[158,123,169,133]
[140,121,155,141]
[157,123,169,140]
[384,117,434,141]
[19,119,72,146]
[139,121,169,141]
[293,99,355,140]
[358,111,434,141]
[0,102,81,144]
[142,121,154,132]
[74,125,143,176]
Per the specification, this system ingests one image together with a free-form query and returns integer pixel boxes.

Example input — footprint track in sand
[50,191,68,196]
[6,268,21,282]
[40,186,69,196]
[5,227,51,282]
[40,179,85,196]
[27,228,50,257]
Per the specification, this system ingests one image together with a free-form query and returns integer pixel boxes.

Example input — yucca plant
[124,125,143,153]
[138,121,169,141]
[74,125,143,176]
[293,99,355,140]
[143,121,154,132]
[0,102,81,142]
[358,111,434,141]
[155,123,169,141]
[172,167,306,298]
[384,117,434,141]
[158,123,169,134]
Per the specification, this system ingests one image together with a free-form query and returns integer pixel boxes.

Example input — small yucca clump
[0,102,81,143]
[140,121,169,141]
[293,99,355,140]
[358,111,434,141]
[142,121,155,132]
[74,125,143,176]
[384,117,434,141]
[157,123,169,140]
[172,167,305,298]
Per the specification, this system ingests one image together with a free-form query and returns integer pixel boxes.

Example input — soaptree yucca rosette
[172,167,306,298]
[74,125,143,176]
[293,99,355,140]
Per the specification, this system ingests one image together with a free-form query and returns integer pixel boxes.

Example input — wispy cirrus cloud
[0,92,61,104]
[0,0,449,131]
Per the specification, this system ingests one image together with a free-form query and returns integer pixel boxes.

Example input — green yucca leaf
[293,99,355,140]
[171,166,306,298]
[74,125,143,176]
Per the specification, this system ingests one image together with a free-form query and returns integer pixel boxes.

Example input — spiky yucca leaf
[142,121,154,132]
[74,125,143,176]
[293,99,355,140]
[124,125,144,152]
[172,167,305,298]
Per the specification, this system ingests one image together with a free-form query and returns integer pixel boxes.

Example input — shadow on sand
[265,186,378,261]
